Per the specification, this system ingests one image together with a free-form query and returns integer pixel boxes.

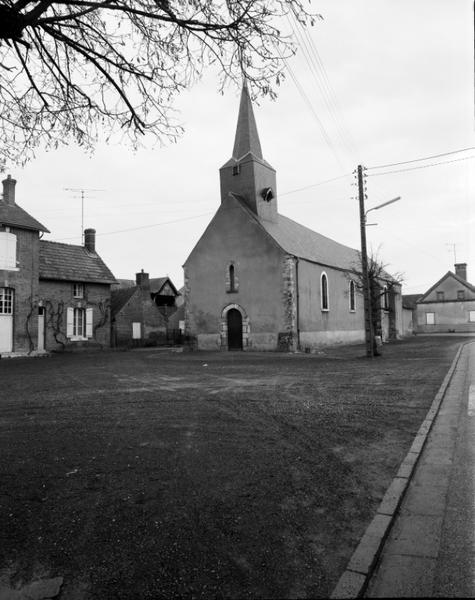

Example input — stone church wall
[297,259,365,349]
[184,197,290,351]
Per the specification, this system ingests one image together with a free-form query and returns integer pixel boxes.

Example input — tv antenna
[446,242,457,264]
[64,188,105,243]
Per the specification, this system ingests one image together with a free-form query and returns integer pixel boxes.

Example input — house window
[469,311,475,322]
[320,272,329,311]
[436,291,444,301]
[349,280,356,312]
[0,287,14,314]
[73,283,84,298]
[0,231,17,270]
[383,286,389,310]
[426,312,435,325]
[73,308,86,337]
[226,263,238,293]
[457,290,465,300]
[67,306,93,339]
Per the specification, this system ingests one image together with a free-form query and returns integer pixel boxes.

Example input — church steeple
[232,82,263,160]
[220,84,277,222]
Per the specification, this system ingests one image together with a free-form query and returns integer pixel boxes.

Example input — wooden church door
[227,309,243,350]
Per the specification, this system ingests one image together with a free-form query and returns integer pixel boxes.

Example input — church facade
[184,85,403,351]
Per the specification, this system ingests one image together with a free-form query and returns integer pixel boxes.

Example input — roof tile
[39,240,116,284]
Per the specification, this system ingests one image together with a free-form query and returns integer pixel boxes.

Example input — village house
[111,272,181,346]
[0,175,115,356]
[184,85,403,351]
[413,263,475,333]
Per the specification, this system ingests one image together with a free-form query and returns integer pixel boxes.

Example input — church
[184,85,403,351]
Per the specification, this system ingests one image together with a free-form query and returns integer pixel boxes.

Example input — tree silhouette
[349,252,404,352]
[0,0,318,165]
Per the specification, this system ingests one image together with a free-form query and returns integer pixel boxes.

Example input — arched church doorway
[227,308,243,350]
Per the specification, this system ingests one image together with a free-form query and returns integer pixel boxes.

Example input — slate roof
[402,294,423,309]
[39,240,116,284]
[150,277,180,296]
[111,286,138,314]
[149,277,168,293]
[112,278,135,289]
[262,213,360,271]
[229,194,359,272]
[0,202,49,232]
[232,83,263,161]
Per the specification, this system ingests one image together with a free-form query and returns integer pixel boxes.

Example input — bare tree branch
[0,0,320,165]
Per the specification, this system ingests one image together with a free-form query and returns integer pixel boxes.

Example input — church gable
[184,191,284,271]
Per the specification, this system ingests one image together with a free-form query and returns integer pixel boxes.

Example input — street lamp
[365,196,401,222]
[357,165,400,357]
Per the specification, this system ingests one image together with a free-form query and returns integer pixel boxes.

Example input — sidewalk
[365,341,475,597]
[330,341,475,598]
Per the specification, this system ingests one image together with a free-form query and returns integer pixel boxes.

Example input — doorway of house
[0,287,14,353]
[38,306,45,352]
[227,308,243,350]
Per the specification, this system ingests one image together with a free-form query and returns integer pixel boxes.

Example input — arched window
[349,280,356,312]
[320,272,329,311]
[226,263,238,293]
[383,285,389,310]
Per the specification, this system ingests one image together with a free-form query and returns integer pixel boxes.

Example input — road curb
[330,343,466,599]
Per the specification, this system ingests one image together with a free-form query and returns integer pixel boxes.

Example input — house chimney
[455,263,467,281]
[84,228,96,253]
[2,175,16,205]
[136,269,150,290]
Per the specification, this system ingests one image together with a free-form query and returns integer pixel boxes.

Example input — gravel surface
[0,336,465,599]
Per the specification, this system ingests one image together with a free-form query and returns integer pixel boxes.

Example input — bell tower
[219,83,278,222]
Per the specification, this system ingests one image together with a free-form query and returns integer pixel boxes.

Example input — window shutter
[0,232,16,269]
[6,234,16,268]
[86,308,93,337]
[66,307,74,337]
[0,233,6,269]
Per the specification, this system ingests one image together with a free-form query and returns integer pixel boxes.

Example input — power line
[54,211,214,241]
[289,11,359,162]
[53,173,354,241]
[366,147,475,170]
[367,154,475,177]
[279,173,352,197]
[281,54,347,171]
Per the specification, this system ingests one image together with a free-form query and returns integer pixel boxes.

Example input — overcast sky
[10,0,474,294]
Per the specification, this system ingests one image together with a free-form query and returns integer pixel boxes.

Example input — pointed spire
[232,83,263,160]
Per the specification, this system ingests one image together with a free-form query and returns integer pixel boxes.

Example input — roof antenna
[64,187,105,243]
[446,242,457,264]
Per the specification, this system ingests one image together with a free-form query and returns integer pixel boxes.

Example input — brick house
[0,175,115,355]
[111,271,180,346]
[184,85,403,351]
[414,264,475,333]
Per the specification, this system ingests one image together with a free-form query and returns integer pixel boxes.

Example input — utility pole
[357,164,374,358]
[64,188,105,243]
